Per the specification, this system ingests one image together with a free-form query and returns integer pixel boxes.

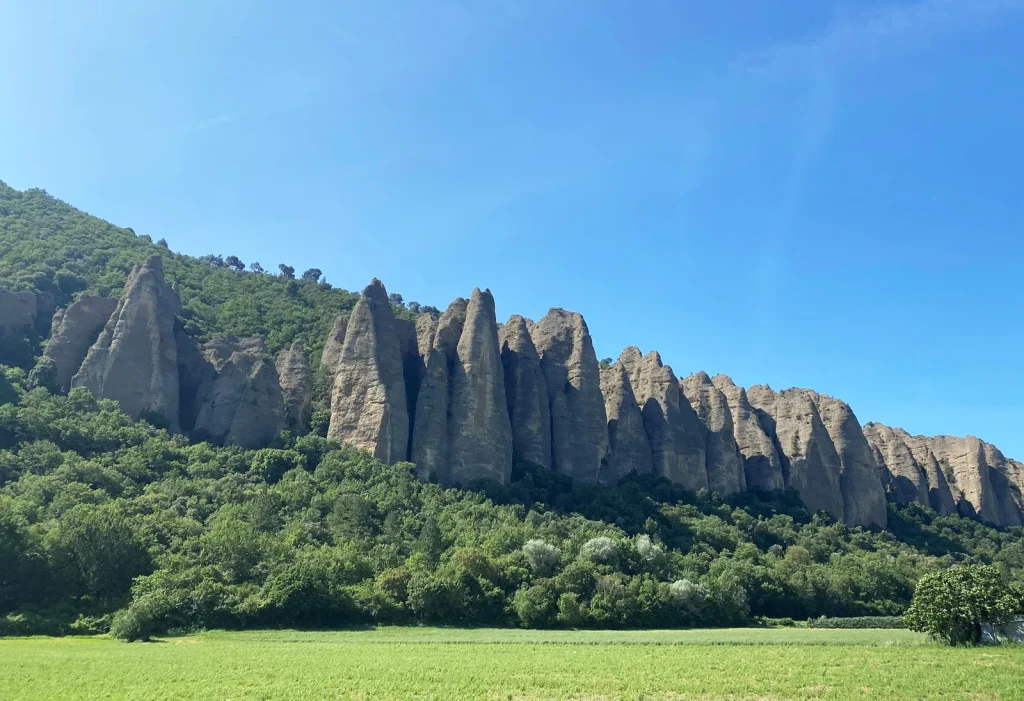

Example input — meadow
[2,627,1022,700]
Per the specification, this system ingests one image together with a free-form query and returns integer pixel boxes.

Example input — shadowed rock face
[412,298,467,482]
[627,350,707,491]
[928,435,1023,527]
[682,371,745,496]
[0,288,37,336]
[72,256,182,432]
[747,386,844,521]
[600,363,653,481]
[711,374,784,491]
[192,336,285,449]
[501,315,551,469]
[447,289,513,486]
[327,279,408,464]
[815,396,887,528]
[42,296,118,392]
[531,309,609,483]
[863,422,933,507]
[276,341,313,434]
[320,314,348,389]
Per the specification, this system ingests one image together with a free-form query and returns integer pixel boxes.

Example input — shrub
[809,616,905,629]
[513,584,557,628]
[522,540,560,576]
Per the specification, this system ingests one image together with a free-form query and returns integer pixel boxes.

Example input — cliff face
[0,288,37,337]
[600,362,653,481]
[276,341,313,434]
[71,256,182,432]
[711,374,784,491]
[682,371,745,496]
[501,315,552,469]
[42,296,118,392]
[815,396,887,528]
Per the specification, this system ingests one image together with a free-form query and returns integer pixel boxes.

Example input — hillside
[1,182,1022,637]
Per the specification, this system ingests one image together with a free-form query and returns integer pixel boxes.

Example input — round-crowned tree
[904,565,1021,646]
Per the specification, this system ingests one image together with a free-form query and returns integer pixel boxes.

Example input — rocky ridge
[27,263,1024,528]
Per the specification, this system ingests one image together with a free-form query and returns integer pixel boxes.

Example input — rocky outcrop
[711,375,785,491]
[192,336,285,449]
[681,372,745,495]
[531,309,609,483]
[447,289,513,486]
[500,315,551,469]
[863,423,956,514]
[746,386,844,521]
[815,396,887,528]
[276,341,313,433]
[41,296,118,392]
[320,314,348,387]
[600,363,653,481]
[327,280,408,464]
[626,349,707,491]
[928,436,1023,527]
[411,298,467,482]
[0,288,37,336]
[71,256,181,431]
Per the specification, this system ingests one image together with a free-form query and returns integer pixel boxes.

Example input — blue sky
[2,0,1022,458]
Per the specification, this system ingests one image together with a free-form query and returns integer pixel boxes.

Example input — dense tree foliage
[0,367,1021,637]
[904,565,1023,645]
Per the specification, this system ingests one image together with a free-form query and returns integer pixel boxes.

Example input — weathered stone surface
[627,350,707,491]
[0,288,37,336]
[928,435,1023,527]
[600,362,653,481]
[72,256,181,432]
[276,341,313,433]
[863,422,933,507]
[447,289,512,486]
[746,386,844,521]
[682,372,745,496]
[192,336,285,449]
[531,309,609,483]
[711,374,784,491]
[327,279,408,464]
[41,296,117,392]
[175,323,210,434]
[500,315,551,469]
[412,299,466,481]
[815,396,887,528]
[320,314,348,387]
[901,433,959,515]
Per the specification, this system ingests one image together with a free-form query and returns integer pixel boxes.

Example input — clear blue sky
[2,1,1022,458]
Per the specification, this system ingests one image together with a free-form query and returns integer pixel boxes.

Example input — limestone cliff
[276,341,313,434]
[71,256,181,432]
[600,362,653,481]
[41,296,118,392]
[681,371,745,496]
[815,396,887,528]
[0,288,37,337]
[711,374,785,491]
[320,314,348,388]
[500,315,552,469]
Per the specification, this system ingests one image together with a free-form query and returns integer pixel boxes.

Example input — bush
[522,540,560,576]
[513,584,557,628]
[808,616,905,629]
[904,565,1020,646]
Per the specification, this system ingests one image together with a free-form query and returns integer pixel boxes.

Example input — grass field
[2,627,1021,700]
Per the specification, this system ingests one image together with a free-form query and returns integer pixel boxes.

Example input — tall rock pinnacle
[600,362,653,481]
[327,279,408,464]
[500,315,552,469]
[276,340,313,434]
[682,371,745,496]
[711,374,784,491]
[815,395,887,528]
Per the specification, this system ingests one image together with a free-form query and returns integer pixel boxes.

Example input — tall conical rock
[600,362,653,481]
[320,314,348,388]
[500,315,551,469]
[412,298,467,482]
[746,386,844,521]
[626,349,707,491]
[711,374,785,491]
[276,341,313,433]
[682,371,745,495]
[447,289,513,486]
[815,396,887,528]
[192,336,285,449]
[41,296,118,392]
[327,279,408,464]
[531,309,609,483]
[71,256,181,432]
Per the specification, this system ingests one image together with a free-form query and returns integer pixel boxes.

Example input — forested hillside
[1,182,1022,638]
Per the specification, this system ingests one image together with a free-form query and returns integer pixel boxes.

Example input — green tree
[904,565,1021,646]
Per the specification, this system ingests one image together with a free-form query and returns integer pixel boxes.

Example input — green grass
[2,627,1021,700]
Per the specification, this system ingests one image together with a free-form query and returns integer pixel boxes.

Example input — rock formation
[531,309,609,483]
[681,372,745,496]
[327,280,408,464]
[447,289,513,486]
[815,396,887,528]
[71,256,181,432]
[863,423,955,514]
[746,386,844,521]
[626,349,707,491]
[711,374,785,491]
[0,288,37,337]
[191,336,285,449]
[928,435,1023,527]
[276,341,313,433]
[600,362,653,481]
[320,314,348,387]
[500,315,552,469]
[40,296,118,392]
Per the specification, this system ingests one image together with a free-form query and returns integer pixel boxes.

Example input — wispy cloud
[189,114,234,133]
[738,0,1023,77]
